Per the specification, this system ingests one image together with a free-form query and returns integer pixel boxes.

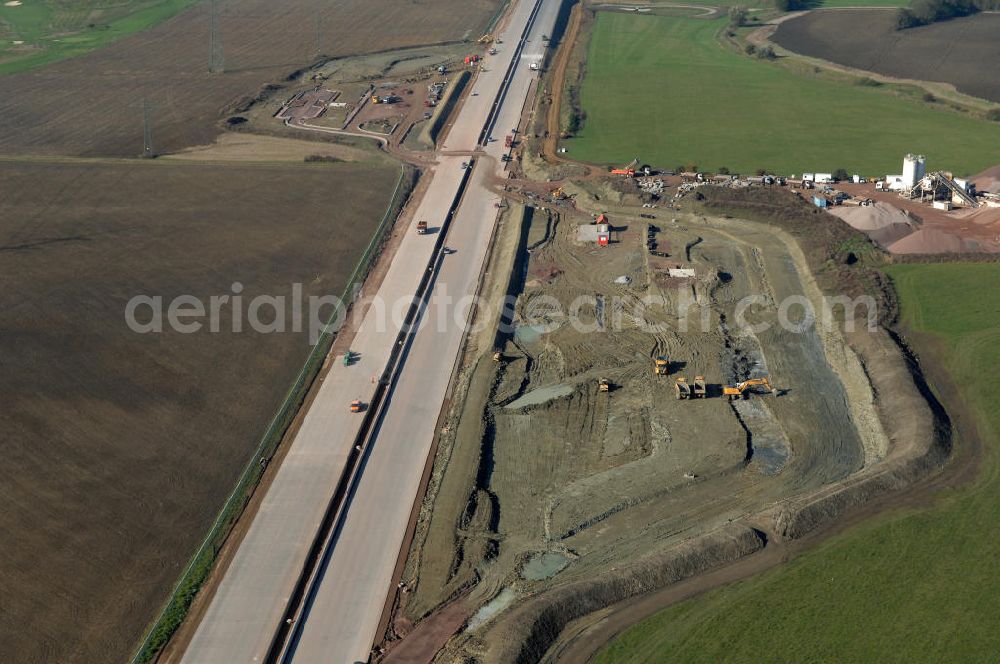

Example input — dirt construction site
[385,173,943,660]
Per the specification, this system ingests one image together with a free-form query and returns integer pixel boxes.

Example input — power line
[209,0,224,74]
[142,98,155,158]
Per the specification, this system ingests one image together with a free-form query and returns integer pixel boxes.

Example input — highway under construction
[178,0,565,662]
[174,1,948,662]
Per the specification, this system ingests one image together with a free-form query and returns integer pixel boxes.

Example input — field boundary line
[129,163,410,664]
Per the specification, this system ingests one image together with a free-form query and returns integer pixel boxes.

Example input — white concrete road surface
[181,1,563,662]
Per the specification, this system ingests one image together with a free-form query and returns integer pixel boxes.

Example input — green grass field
[594,262,1000,663]
[0,0,199,75]
[570,13,1000,176]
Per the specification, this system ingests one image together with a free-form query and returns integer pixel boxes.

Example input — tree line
[770,0,998,23]
[895,0,1000,29]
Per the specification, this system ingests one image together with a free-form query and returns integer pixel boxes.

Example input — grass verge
[569,12,1000,175]
[594,261,1000,663]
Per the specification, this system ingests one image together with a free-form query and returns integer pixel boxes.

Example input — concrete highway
[281,1,567,653]
[181,1,562,662]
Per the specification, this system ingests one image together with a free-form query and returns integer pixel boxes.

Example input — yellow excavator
[478,33,494,44]
[654,356,669,376]
[723,376,775,401]
[598,378,610,393]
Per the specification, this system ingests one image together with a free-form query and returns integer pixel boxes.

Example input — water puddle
[466,587,516,631]
[521,552,569,580]
[514,323,548,345]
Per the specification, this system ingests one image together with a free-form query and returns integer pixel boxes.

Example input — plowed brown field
[0,157,399,663]
[0,0,499,157]
[772,10,1000,104]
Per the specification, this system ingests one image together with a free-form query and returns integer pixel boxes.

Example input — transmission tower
[142,98,155,158]
[209,0,224,74]
[314,14,323,59]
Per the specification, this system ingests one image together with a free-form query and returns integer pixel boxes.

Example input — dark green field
[0,0,199,75]
[595,262,1000,663]
[570,13,1000,175]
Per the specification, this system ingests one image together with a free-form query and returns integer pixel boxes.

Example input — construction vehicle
[675,377,692,400]
[612,157,639,177]
[492,351,502,362]
[478,33,494,44]
[654,356,669,376]
[350,399,363,413]
[371,94,382,104]
[693,375,706,398]
[551,187,567,200]
[723,376,775,401]
[598,378,610,393]
[416,220,428,234]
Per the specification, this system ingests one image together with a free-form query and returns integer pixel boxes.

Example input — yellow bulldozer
[654,356,669,376]
[598,378,610,393]
[723,376,775,401]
